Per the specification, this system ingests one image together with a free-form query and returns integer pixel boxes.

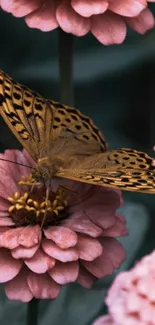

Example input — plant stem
[58,29,74,106]
[27,298,39,325]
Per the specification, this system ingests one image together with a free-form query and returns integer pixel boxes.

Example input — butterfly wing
[0,70,107,161]
[47,99,107,154]
[56,148,155,193]
[0,70,51,160]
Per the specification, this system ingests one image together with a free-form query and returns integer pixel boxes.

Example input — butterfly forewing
[0,70,107,162]
[47,99,107,153]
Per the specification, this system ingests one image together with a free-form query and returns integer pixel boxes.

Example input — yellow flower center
[8,176,68,227]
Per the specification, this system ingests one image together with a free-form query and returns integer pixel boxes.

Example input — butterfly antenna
[0,157,34,169]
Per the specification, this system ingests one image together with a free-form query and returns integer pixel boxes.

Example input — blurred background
[0,4,155,324]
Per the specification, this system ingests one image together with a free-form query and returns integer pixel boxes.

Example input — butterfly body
[0,69,155,194]
[33,156,64,186]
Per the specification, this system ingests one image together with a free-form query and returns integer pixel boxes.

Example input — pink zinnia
[93,250,155,325]
[0,148,126,302]
[1,0,155,45]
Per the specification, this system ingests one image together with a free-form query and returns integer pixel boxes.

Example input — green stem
[27,298,39,325]
[58,29,74,106]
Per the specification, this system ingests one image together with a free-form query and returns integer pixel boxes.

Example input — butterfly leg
[40,187,50,229]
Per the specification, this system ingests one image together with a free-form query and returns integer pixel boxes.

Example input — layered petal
[102,214,127,237]
[25,249,55,273]
[0,228,24,249]
[83,188,122,229]
[49,261,79,284]
[126,7,155,33]
[42,238,79,262]
[44,226,78,249]
[91,12,127,45]
[76,234,103,261]
[18,225,41,247]
[71,0,108,17]
[0,248,23,283]
[82,238,125,278]
[5,268,33,302]
[0,0,41,17]
[65,216,103,237]
[27,272,61,299]
[0,148,126,301]
[108,0,147,17]
[76,266,96,288]
[25,0,58,31]
[1,0,154,44]
[56,0,91,36]
[11,244,39,259]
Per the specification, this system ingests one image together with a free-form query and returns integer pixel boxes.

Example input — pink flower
[93,315,115,325]
[93,250,155,325]
[0,0,155,45]
[0,149,126,302]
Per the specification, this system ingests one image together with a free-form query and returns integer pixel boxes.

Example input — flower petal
[25,249,55,274]
[102,214,127,237]
[0,227,23,249]
[25,1,58,31]
[91,11,127,45]
[44,226,77,249]
[77,234,103,261]
[42,239,79,262]
[18,225,41,247]
[65,217,103,237]
[82,252,114,278]
[126,7,155,33]
[109,0,147,17]
[4,267,33,302]
[56,0,90,36]
[27,272,61,299]
[0,217,15,226]
[14,149,34,178]
[77,266,96,288]
[100,238,126,269]
[22,149,35,167]
[0,150,32,183]
[71,0,108,18]
[11,244,39,259]
[0,248,23,282]
[0,197,10,212]
[49,261,79,284]
[0,0,41,17]
[84,188,121,229]
[82,238,125,277]
[0,172,18,199]
[92,315,114,325]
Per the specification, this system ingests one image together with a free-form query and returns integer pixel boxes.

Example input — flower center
[8,175,68,227]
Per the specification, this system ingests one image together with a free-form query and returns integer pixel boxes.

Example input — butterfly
[0,69,155,194]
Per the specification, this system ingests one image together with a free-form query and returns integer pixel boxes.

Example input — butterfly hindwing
[57,148,155,193]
